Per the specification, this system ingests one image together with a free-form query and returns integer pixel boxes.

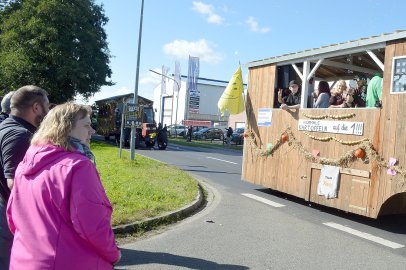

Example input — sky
[79,0,406,104]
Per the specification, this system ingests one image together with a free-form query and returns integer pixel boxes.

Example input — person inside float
[278,80,301,110]
[352,76,367,107]
[328,80,355,108]
[313,80,331,108]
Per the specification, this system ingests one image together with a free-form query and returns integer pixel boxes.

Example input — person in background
[0,91,15,124]
[279,80,301,110]
[225,126,233,145]
[7,103,121,269]
[313,81,331,108]
[187,125,193,142]
[366,74,383,108]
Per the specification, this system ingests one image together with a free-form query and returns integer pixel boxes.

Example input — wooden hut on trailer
[243,30,406,218]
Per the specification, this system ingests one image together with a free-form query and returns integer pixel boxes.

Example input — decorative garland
[244,128,406,188]
[301,112,356,120]
[303,131,369,145]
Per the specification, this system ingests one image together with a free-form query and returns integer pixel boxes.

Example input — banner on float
[298,119,364,136]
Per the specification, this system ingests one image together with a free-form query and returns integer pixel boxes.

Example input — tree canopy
[0,0,112,103]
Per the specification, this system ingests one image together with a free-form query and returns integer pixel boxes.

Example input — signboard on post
[125,103,140,128]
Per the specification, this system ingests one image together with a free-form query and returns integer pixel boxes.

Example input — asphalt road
[115,143,406,270]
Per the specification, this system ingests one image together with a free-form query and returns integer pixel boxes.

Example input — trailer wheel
[145,141,155,148]
[158,144,167,150]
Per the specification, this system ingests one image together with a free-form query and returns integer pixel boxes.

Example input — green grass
[169,137,243,151]
[91,141,198,226]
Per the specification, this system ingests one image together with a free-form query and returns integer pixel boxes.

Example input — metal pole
[130,124,136,160]
[149,69,180,136]
[174,82,180,134]
[119,102,126,158]
[130,0,144,160]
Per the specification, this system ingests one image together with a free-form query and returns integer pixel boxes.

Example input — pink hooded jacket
[6,144,120,270]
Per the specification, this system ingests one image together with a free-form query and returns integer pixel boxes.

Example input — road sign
[124,103,140,128]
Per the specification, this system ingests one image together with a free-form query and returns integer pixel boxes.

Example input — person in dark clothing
[278,80,301,110]
[186,125,193,142]
[0,85,49,269]
[225,126,233,145]
[0,91,15,124]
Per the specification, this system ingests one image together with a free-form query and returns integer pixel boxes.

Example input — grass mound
[91,141,198,226]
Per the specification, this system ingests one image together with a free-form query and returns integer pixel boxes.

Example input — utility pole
[130,0,144,160]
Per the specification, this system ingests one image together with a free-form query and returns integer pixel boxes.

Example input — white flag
[174,61,181,93]
[161,65,169,95]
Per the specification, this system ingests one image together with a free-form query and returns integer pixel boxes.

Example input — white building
[153,75,236,128]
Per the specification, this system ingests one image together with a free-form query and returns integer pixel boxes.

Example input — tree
[0,0,112,102]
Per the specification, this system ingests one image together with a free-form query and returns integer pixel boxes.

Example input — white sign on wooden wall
[257,108,272,127]
[298,119,364,136]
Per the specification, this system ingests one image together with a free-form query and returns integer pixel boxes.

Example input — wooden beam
[301,61,310,108]
[291,64,303,80]
[321,59,380,75]
[307,59,324,80]
[366,50,384,71]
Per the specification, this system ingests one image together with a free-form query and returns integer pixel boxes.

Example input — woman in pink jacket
[7,103,121,269]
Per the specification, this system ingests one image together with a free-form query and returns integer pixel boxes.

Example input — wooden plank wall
[244,65,385,218]
[376,39,406,216]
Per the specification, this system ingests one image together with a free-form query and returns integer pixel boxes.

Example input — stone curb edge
[112,182,205,235]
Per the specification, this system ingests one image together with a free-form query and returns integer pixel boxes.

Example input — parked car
[167,124,186,137]
[179,125,208,137]
[231,127,245,145]
[193,128,224,140]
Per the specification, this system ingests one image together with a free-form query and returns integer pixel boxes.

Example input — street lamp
[149,69,181,136]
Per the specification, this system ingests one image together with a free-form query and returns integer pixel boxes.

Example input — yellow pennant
[217,66,245,116]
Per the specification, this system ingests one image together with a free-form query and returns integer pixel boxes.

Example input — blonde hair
[31,102,92,151]
[336,80,347,90]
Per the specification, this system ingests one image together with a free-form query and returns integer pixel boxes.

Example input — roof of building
[245,30,406,68]
[95,93,153,105]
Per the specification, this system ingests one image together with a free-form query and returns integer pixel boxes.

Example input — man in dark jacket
[0,85,49,269]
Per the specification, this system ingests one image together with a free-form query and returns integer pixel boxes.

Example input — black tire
[104,136,110,141]
[145,141,155,148]
[158,145,167,150]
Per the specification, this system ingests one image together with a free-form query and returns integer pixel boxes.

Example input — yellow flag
[217,66,245,116]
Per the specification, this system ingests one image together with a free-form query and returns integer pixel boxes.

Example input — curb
[112,182,206,235]
[168,142,243,154]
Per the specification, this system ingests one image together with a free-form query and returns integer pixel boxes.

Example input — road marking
[241,193,285,208]
[206,156,238,165]
[323,222,405,249]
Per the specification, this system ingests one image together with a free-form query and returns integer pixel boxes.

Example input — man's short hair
[11,85,48,112]
[1,91,15,114]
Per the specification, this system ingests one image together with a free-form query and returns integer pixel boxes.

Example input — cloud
[163,39,223,64]
[245,16,270,33]
[75,70,160,105]
[192,1,224,24]
[140,68,162,86]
